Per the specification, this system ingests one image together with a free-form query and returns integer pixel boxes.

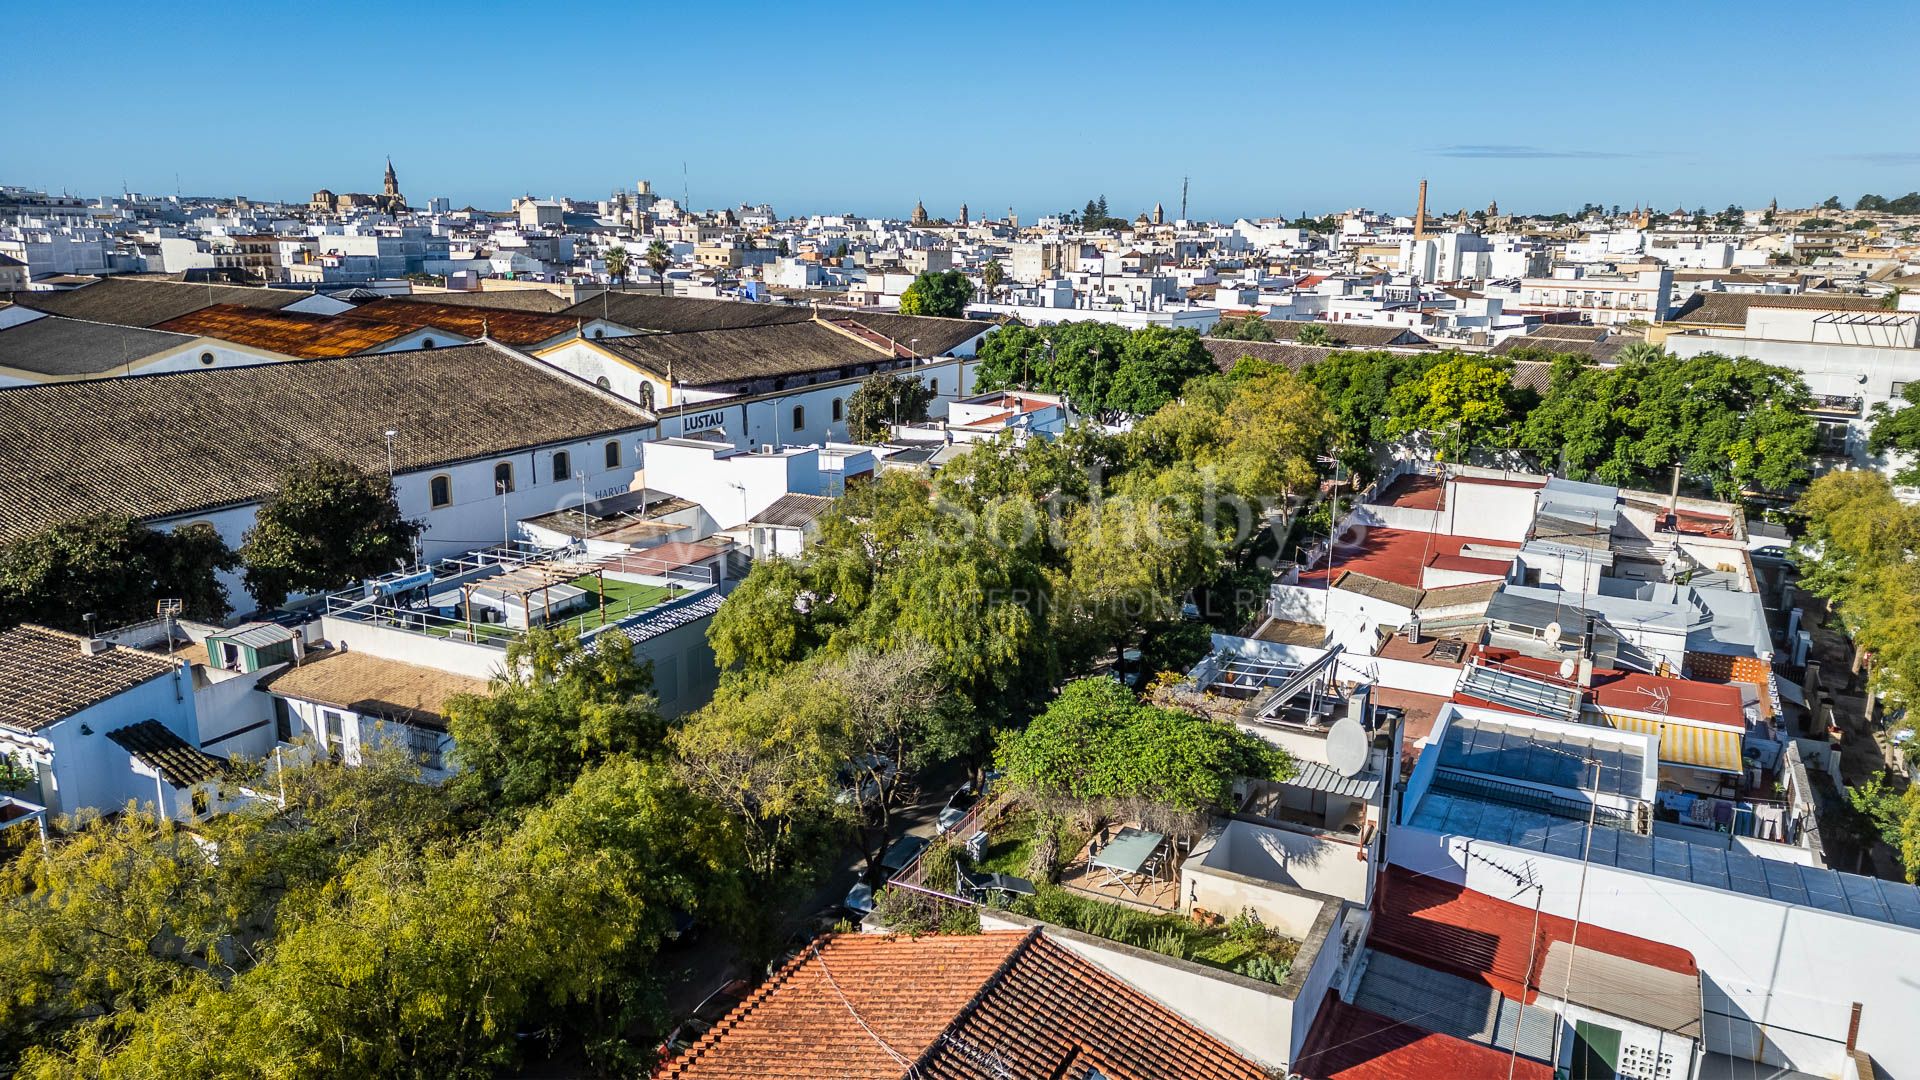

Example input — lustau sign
[681,410,726,433]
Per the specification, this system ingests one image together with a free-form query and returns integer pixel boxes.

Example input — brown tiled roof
[153,304,447,359]
[0,342,654,544]
[1666,291,1882,325]
[590,321,896,386]
[563,291,816,332]
[261,649,487,729]
[657,930,1268,1080]
[339,298,581,346]
[0,625,182,733]
[813,309,996,357]
[1202,339,1339,371]
[390,289,576,314]
[1261,321,1430,348]
[14,277,305,327]
[105,718,227,788]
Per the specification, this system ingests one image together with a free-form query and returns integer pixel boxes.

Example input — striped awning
[1599,712,1745,773]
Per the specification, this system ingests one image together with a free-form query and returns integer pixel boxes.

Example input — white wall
[15,668,196,819]
[1387,823,1920,1078]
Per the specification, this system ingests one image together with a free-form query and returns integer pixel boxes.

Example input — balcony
[1806,394,1864,420]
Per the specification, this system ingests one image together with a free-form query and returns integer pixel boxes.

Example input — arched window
[604,440,621,468]
[429,474,452,508]
[493,461,514,494]
[595,375,611,391]
[421,338,435,349]
[791,404,805,430]
[552,450,571,483]
[930,378,939,395]
[831,398,843,422]
[593,328,605,339]
[639,382,655,410]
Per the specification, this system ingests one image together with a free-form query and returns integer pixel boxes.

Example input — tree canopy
[897,270,974,319]
[1208,315,1275,342]
[1867,380,1920,485]
[1518,351,1816,498]
[0,516,235,631]
[1795,470,1920,716]
[994,676,1293,813]
[446,627,664,810]
[240,458,420,610]
[843,370,934,442]
[971,321,1217,416]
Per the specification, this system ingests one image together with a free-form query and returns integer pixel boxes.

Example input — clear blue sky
[7,0,1919,220]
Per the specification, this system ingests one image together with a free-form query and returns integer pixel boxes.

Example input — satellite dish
[1543,621,1563,647]
[1326,717,1369,778]
[1558,657,1576,679]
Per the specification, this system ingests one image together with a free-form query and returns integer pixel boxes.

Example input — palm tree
[645,240,673,295]
[981,257,1004,301]
[1615,341,1667,365]
[1296,323,1334,346]
[603,244,628,288]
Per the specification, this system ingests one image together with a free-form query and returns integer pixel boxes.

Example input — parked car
[834,754,898,807]
[936,781,982,835]
[657,978,751,1057]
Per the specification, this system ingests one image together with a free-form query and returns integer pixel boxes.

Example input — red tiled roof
[1294,992,1553,1080]
[1475,648,1748,728]
[1375,474,1444,511]
[657,931,1269,1080]
[1369,866,1696,1005]
[1424,553,1511,577]
[1304,529,1515,590]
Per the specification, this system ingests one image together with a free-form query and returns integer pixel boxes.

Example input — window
[493,461,514,494]
[429,474,452,508]
[639,382,655,410]
[792,404,805,430]
[407,725,443,771]
[552,450,571,483]
[421,338,435,349]
[595,375,612,391]
[930,378,939,395]
[1894,380,1911,398]
[320,710,346,757]
[191,790,209,818]
[604,440,621,468]
[832,397,843,422]
[198,351,215,365]
[272,697,292,743]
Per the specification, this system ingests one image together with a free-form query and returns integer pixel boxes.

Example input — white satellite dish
[1326,717,1369,779]
[1558,657,1576,679]
[1543,621,1563,647]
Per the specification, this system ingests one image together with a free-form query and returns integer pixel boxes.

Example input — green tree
[1294,323,1334,346]
[994,677,1293,813]
[445,628,662,809]
[1850,774,1920,882]
[897,269,974,318]
[644,239,673,293]
[1795,470,1920,714]
[239,459,419,610]
[0,516,236,631]
[1520,350,1816,498]
[1209,315,1275,342]
[1821,195,1844,211]
[1383,355,1525,459]
[980,257,1004,300]
[843,370,934,442]
[1867,380,1920,484]
[971,321,1216,416]
[603,244,628,286]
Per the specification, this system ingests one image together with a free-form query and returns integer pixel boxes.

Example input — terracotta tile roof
[1294,992,1553,1080]
[1368,865,1696,1005]
[153,304,447,358]
[338,298,581,347]
[105,718,227,787]
[260,649,487,730]
[0,624,182,733]
[657,931,1269,1080]
[0,342,654,544]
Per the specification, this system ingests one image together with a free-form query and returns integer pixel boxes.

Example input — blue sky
[7,0,1919,219]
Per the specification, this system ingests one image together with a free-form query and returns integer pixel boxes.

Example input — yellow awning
[1601,712,1745,773]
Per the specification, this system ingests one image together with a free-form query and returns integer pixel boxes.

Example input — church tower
[958,203,969,226]
[911,199,929,226]
[1152,202,1164,226]
[383,157,399,197]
